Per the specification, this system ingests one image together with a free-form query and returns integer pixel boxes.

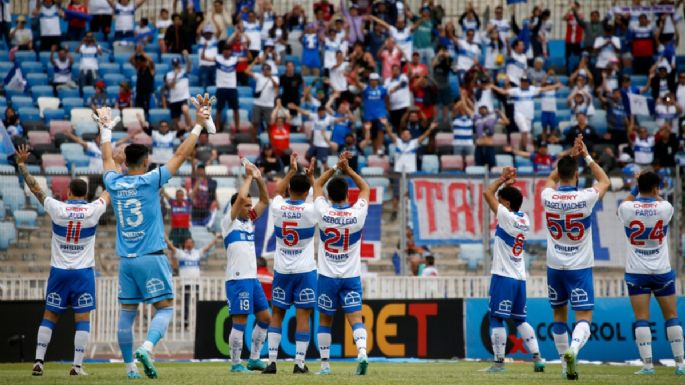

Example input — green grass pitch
[0,362,684,385]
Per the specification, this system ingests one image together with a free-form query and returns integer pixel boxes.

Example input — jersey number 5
[323,228,350,254]
[282,221,299,247]
[546,212,585,241]
[628,220,664,246]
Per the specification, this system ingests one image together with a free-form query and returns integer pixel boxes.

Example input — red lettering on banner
[533,180,547,232]
[414,180,444,233]
[408,303,438,357]
[447,182,475,235]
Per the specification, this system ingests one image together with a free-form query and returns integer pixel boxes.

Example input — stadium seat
[122,108,144,126]
[146,108,170,125]
[49,120,72,138]
[103,73,125,86]
[459,244,483,271]
[435,132,453,147]
[465,165,486,175]
[20,61,43,74]
[132,133,152,145]
[26,73,49,87]
[0,199,4,219]
[361,167,384,176]
[367,177,392,201]
[70,108,94,124]
[492,133,508,146]
[11,95,34,109]
[36,96,60,117]
[42,153,66,169]
[209,133,231,147]
[60,142,85,157]
[0,222,16,250]
[18,107,41,122]
[366,155,390,173]
[290,133,307,143]
[57,87,80,99]
[495,154,513,167]
[440,155,464,171]
[50,176,71,199]
[1,186,25,212]
[421,154,439,173]
[99,62,120,76]
[62,97,84,116]
[205,165,228,176]
[14,209,39,231]
[218,155,241,171]
[44,108,66,122]
[74,121,98,137]
[31,85,54,101]
[237,143,260,158]
[106,85,119,101]
[214,177,236,188]
[28,131,51,145]
[22,175,48,196]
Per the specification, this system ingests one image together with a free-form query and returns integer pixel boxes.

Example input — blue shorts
[272,270,317,310]
[625,270,676,297]
[45,267,96,314]
[118,253,175,305]
[225,278,270,315]
[317,275,363,316]
[302,50,321,69]
[488,274,527,321]
[547,267,594,310]
[541,111,557,128]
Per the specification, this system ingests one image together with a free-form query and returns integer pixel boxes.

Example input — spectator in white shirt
[106,0,147,40]
[89,0,114,40]
[76,32,103,93]
[9,15,32,50]
[593,25,621,72]
[245,61,280,140]
[32,0,63,51]
[165,51,193,130]
[198,26,218,88]
[50,45,77,93]
[328,50,350,95]
[385,64,412,130]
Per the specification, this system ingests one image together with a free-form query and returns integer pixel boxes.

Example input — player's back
[104,167,171,258]
[270,195,318,274]
[541,186,599,270]
[492,205,529,281]
[46,196,107,269]
[618,198,673,274]
[221,214,257,280]
[315,196,368,278]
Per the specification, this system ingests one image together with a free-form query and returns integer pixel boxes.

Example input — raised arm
[94,107,119,172]
[339,151,369,202]
[164,235,178,255]
[16,145,48,204]
[250,164,270,218]
[576,135,610,199]
[483,166,516,214]
[366,14,390,30]
[275,153,299,196]
[313,164,337,199]
[65,127,88,149]
[199,234,221,255]
[231,172,253,220]
[417,121,438,143]
[165,94,212,174]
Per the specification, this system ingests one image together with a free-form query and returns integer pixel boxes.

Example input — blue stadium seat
[82,86,96,103]
[421,154,439,173]
[0,186,25,212]
[63,40,81,52]
[557,109,571,122]
[106,85,119,100]
[161,53,182,66]
[62,97,84,116]
[0,61,13,71]
[18,107,41,122]
[27,194,46,216]
[65,154,90,169]
[30,85,54,100]
[0,199,4,219]
[237,86,252,98]
[11,95,34,109]
[154,73,165,88]
[58,87,80,99]
[74,121,98,137]
[460,244,483,271]
[15,51,37,62]
[26,73,49,87]
[149,108,171,124]
[114,52,131,65]
[206,86,216,95]
[14,209,39,230]
[60,142,85,157]
[495,154,514,167]
[122,63,137,78]
[367,177,392,201]
[290,133,308,143]
[43,108,66,122]
[38,51,52,65]
[189,86,203,97]
[156,63,170,74]
[0,222,16,250]
[514,155,533,167]
[20,61,43,74]
[285,55,300,66]
[103,73,125,85]
[99,62,120,76]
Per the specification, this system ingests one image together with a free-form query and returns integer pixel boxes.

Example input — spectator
[352,72,389,153]
[378,38,403,80]
[268,15,288,56]
[76,32,102,92]
[242,11,262,59]
[648,61,676,101]
[567,88,594,120]
[189,163,218,228]
[455,29,480,82]
[49,46,76,94]
[202,39,238,131]
[134,17,153,45]
[326,93,354,148]
[155,8,172,49]
[255,144,284,177]
[3,107,22,137]
[268,100,291,159]
[411,6,435,65]
[329,50,350,97]
[9,15,32,50]
[322,27,347,75]
[341,1,363,44]
[164,13,192,54]
[231,26,252,86]
[365,20,389,64]
[194,131,218,165]
[407,51,429,79]
[369,14,415,62]
[258,40,281,76]
[130,48,155,113]
[313,0,334,22]
[385,64,411,130]
[451,100,475,164]
[202,0,231,40]
[89,80,109,109]
[138,115,175,168]
[677,71,685,127]
[421,255,438,277]
[301,23,322,76]
[246,61,279,138]
[33,0,63,51]
[506,39,528,86]
[474,106,508,168]
[602,88,630,146]
[540,69,559,140]
[410,73,437,126]
[165,52,193,130]
[290,104,344,170]
[655,93,682,133]
[487,5,511,43]
[458,2,480,33]
[506,141,571,174]
[654,123,679,167]
[566,111,598,151]
[580,10,602,56]
[337,126,372,173]
[115,81,133,109]
[0,0,10,47]
[88,0,114,40]
[563,2,584,74]
[629,13,656,75]
[106,0,146,41]
[279,61,304,118]
[64,128,103,199]
[593,24,621,76]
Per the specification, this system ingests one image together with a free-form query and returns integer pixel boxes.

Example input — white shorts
[514,112,532,133]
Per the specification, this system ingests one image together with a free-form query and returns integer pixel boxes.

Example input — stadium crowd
[1,0,685,243]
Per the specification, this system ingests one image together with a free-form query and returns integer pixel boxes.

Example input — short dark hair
[290,174,311,195]
[497,186,523,212]
[69,179,88,198]
[171,13,181,20]
[557,156,578,181]
[230,192,251,206]
[125,144,149,167]
[637,171,660,194]
[326,177,348,202]
[424,255,435,266]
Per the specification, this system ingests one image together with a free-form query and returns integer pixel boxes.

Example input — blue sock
[117,309,138,364]
[146,307,174,347]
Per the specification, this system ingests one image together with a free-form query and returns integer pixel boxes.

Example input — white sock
[35,325,53,362]
[666,321,684,368]
[552,322,569,370]
[295,340,309,368]
[229,326,245,365]
[318,329,331,369]
[491,327,507,361]
[73,330,89,367]
[352,324,367,357]
[634,323,653,369]
[570,321,591,355]
[250,323,268,360]
[517,322,540,356]
[142,341,154,352]
[267,329,281,363]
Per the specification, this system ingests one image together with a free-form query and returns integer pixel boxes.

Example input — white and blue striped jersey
[323,36,346,69]
[151,130,175,164]
[389,26,412,59]
[39,4,61,36]
[492,204,529,280]
[633,136,654,165]
[270,195,317,274]
[243,20,262,51]
[508,86,540,121]
[315,196,369,278]
[456,39,480,72]
[452,115,474,146]
[105,166,171,258]
[215,55,237,89]
[79,44,100,71]
[199,37,218,66]
[114,2,135,32]
[618,198,673,275]
[221,213,257,280]
[175,248,202,279]
[166,69,190,103]
[45,197,107,269]
[542,186,600,270]
[394,138,418,173]
[506,52,527,85]
[52,57,72,84]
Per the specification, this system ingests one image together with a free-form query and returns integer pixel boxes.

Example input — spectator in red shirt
[257,257,273,302]
[165,188,192,247]
[411,74,437,122]
[66,0,88,41]
[378,37,403,80]
[313,0,334,22]
[564,2,584,75]
[407,52,428,79]
[269,99,291,159]
[231,26,251,86]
